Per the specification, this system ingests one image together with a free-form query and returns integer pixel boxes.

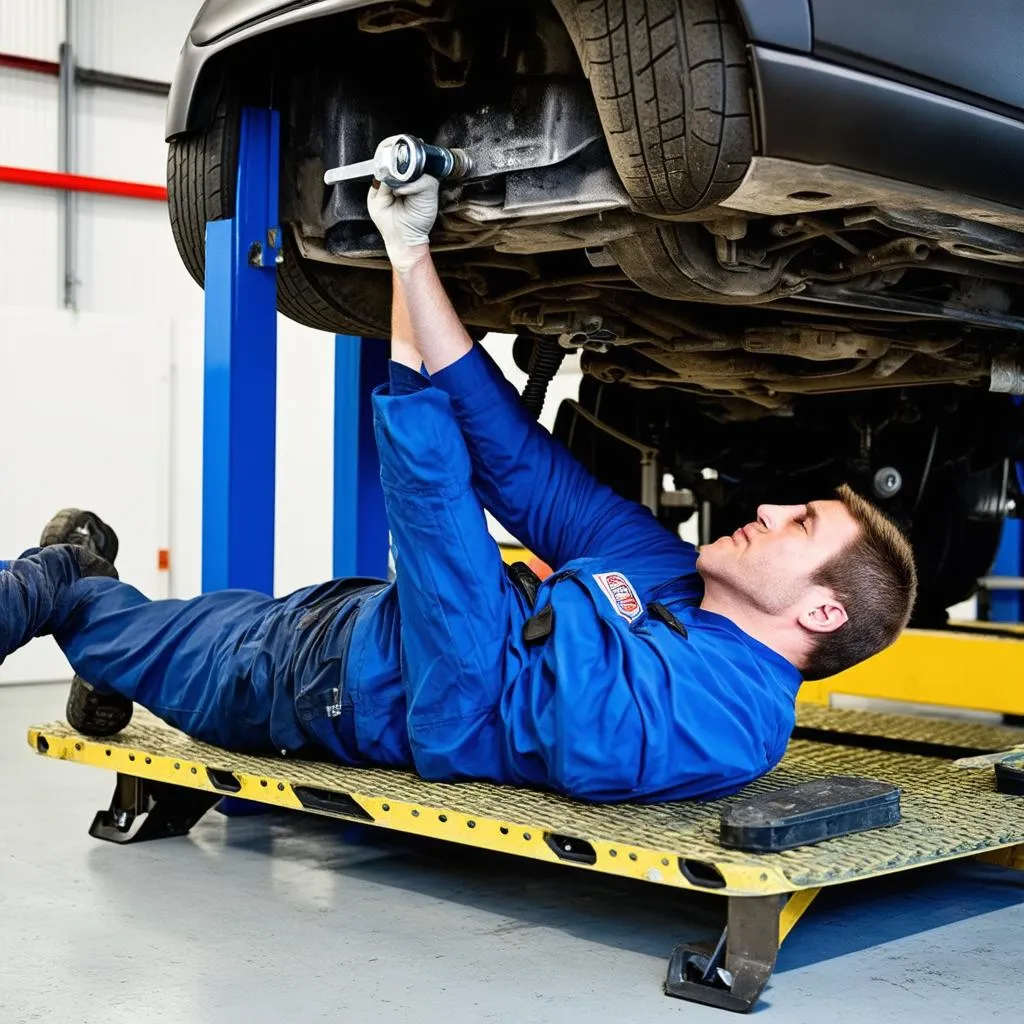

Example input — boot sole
[40,508,119,564]
[66,676,133,737]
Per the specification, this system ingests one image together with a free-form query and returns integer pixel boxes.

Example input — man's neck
[699,588,806,670]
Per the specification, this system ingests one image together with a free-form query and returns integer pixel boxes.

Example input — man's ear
[798,589,848,634]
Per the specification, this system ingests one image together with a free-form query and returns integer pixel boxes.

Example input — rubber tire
[167,89,389,337]
[554,0,753,214]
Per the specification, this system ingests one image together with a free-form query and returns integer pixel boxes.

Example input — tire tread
[559,0,753,214]
[166,85,386,336]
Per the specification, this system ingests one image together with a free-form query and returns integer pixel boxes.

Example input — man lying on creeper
[0,176,917,803]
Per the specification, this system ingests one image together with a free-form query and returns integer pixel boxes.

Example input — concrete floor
[3,682,1024,1024]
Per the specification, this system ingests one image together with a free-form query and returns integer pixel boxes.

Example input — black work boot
[40,508,119,564]
[39,509,134,737]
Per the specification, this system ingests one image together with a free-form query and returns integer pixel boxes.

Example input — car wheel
[167,83,389,337]
[905,467,1004,627]
[554,0,754,214]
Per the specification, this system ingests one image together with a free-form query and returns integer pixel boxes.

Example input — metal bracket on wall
[57,5,77,309]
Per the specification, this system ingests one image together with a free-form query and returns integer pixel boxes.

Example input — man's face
[697,501,861,614]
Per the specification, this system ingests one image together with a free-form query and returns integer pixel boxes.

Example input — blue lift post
[986,445,1024,623]
[202,107,281,597]
[202,108,390,590]
[333,335,389,579]
[201,108,389,811]
[202,106,280,815]
[990,519,1024,623]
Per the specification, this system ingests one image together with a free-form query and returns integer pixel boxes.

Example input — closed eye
[802,503,818,535]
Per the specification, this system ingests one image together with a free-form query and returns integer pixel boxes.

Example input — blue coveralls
[0,344,802,802]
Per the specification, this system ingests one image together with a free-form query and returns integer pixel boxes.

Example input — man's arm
[369,177,693,572]
[389,268,426,372]
[390,255,472,376]
[396,253,689,571]
[371,175,469,375]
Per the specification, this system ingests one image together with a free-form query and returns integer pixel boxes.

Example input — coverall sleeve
[0,548,83,662]
[430,344,693,573]
[387,360,431,395]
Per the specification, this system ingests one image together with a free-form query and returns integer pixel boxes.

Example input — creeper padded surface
[795,705,1024,752]
[29,709,1024,896]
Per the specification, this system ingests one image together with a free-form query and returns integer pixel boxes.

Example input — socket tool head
[324,134,472,188]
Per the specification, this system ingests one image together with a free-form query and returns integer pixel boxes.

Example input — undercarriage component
[844,208,1024,265]
[580,323,992,411]
[434,79,604,179]
[167,1,1024,421]
[608,224,798,304]
[518,336,568,419]
[797,282,1024,334]
[318,77,627,258]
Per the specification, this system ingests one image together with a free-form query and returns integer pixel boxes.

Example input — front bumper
[166,0,380,139]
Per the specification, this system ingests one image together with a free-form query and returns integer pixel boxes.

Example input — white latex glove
[367,174,439,273]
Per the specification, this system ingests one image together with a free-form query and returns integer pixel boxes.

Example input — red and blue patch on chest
[593,571,644,623]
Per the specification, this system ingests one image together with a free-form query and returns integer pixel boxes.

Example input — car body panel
[171,0,818,137]
[752,48,1024,209]
[190,0,328,45]
[734,0,811,52]
[811,0,1024,112]
[167,0,376,138]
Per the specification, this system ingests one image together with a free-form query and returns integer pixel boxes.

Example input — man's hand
[367,174,439,274]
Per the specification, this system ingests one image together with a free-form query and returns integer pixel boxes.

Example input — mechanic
[0,177,917,803]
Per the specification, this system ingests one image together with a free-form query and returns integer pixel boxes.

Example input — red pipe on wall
[0,52,59,76]
[0,165,167,202]
[0,49,169,94]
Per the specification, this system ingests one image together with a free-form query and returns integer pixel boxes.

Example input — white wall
[0,308,170,682]
[0,0,583,683]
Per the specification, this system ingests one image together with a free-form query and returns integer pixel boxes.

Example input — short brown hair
[802,485,918,680]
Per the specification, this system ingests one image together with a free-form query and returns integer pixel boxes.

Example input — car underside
[167,0,1024,623]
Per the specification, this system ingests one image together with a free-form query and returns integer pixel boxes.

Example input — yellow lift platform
[29,652,1024,1014]
[799,623,1024,718]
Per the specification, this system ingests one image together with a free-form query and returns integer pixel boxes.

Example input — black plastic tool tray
[719,776,901,852]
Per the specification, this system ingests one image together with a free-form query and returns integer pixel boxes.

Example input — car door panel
[811,0,1024,112]
[734,0,811,52]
